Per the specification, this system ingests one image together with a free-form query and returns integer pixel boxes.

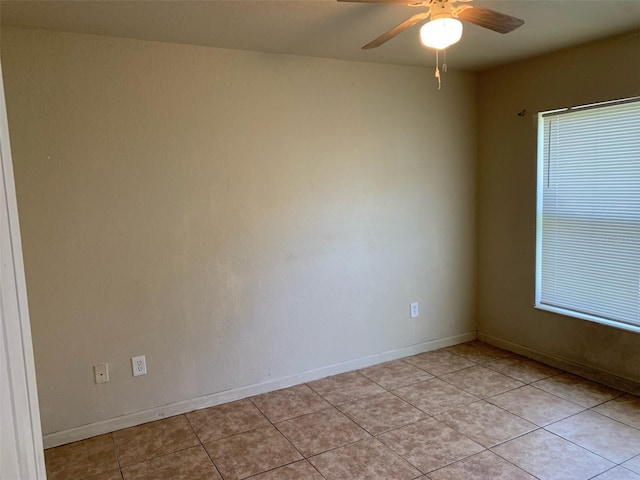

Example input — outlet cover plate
[410,302,419,318]
[132,355,147,376]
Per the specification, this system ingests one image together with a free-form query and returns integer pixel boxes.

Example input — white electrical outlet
[132,355,147,376]
[410,302,419,318]
[94,363,109,384]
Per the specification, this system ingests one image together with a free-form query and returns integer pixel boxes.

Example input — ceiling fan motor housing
[430,0,455,20]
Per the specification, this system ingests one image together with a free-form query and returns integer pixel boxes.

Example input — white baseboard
[43,331,476,449]
[478,331,640,396]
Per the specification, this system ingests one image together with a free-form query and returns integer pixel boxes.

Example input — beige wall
[1,27,477,437]
[477,31,640,383]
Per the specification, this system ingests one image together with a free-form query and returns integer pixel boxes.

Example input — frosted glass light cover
[420,18,463,50]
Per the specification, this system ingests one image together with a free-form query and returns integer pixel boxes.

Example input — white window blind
[536,98,640,331]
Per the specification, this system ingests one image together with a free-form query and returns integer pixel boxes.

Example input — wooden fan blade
[362,11,430,49]
[457,5,524,34]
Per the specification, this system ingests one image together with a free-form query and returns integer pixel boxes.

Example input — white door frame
[0,59,47,479]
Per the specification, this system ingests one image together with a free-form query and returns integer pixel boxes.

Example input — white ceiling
[1,0,639,71]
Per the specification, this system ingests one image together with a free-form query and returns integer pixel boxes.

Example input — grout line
[527,381,615,409]
[538,428,619,465]
[109,433,121,471]
[587,465,624,479]
[183,413,225,478]
[488,444,544,479]
[116,444,203,469]
[248,397,307,458]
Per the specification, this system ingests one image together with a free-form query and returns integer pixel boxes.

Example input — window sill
[535,304,640,335]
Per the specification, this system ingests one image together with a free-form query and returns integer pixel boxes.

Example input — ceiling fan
[338,0,525,51]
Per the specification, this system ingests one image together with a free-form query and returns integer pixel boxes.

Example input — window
[536,97,640,332]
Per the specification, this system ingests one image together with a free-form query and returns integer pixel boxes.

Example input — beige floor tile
[378,417,484,474]
[440,366,524,398]
[113,415,199,466]
[436,401,536,448]
[309,437,422,480]
[251,384,330,423]
[403,350,475,376]
[592,466,640,480]
[532,373,622,408]
[428,450,536,480]
[307,371,385,405]
[624,455,640,474]
[204,425,301,480]
[121,446,221,480]
[487,385,584,426]
[393,378,479,415]
[484,356,560,383]
[84,470,123,480]
[338,391,428,435]
[277,407,370,456]
[594,394,640,429]
[445,341,513,364]
[492,429,614,480]
[248,460,324,480]
[545,410,640,463]
[359,359,433,390]
[44,434,118,480]
[186,399,270,443]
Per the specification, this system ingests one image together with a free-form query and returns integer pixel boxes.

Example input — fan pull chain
[435,49,441,90]
[442,49,448,73]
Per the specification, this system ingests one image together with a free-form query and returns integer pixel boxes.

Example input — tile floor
[44,341,640,480]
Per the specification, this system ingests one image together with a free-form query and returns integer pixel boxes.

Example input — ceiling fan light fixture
[419,17,463,50]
